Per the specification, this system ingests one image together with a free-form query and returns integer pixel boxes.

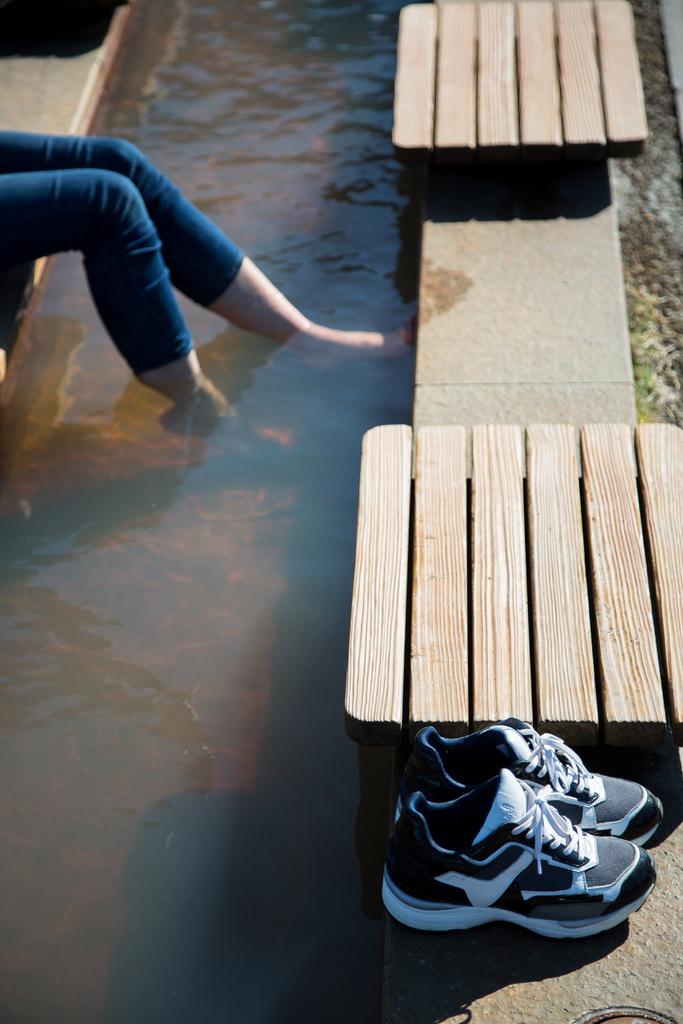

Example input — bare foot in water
[284,320,414,363]
[158,376,235,437]
[209,257,416,360]
[138,351,233,420]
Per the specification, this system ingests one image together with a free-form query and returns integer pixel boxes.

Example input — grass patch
[626,282,680,423]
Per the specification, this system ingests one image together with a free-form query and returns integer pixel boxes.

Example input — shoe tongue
[492,721,533,763]
[473,768,527,844]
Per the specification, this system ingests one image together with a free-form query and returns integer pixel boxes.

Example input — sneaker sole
[382,870,654,939]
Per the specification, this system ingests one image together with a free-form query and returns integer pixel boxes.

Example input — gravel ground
[611,0,683,423]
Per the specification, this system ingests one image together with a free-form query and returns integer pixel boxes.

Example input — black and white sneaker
[384,769,656,938]
[400,720,663,846]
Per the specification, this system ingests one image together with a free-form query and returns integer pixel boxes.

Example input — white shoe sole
[382,870,654,939]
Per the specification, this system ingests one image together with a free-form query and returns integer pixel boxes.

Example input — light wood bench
[345,423,683,748]
[394,0,648,162]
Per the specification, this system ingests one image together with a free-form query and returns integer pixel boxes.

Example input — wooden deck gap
[578,468,606,743]
[514,19,521,150]
[522,471,540,730]
[404,478,416,739]
[434,6,441,155]
[593,0,611,156]
[466,475,474,732]
[635,467,674,734]
[430,9,440,152]
[553,2,567,150]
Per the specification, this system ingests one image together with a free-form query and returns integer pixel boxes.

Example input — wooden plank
[345,425,412,743]
[517,2,563,160]
[411,426,469,738]
[393,4,438,161]
[471,425,532,728]
[596,0,648,156]
[434,3,477,164]
[477,2,519,161]
[636,424,683,743]
[581,425,666,745]
[527,425,598,745]
[557,0,606,158]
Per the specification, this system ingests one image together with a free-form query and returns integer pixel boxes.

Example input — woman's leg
[0,130,243,307]
[0,166,224,412]
[0,132,402,352]
[207,257,391,351]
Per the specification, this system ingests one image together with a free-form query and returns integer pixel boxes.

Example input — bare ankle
[137,351,230,417]
[138,350,203,400]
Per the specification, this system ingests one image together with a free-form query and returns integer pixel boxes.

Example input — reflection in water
[0,0,418,1021]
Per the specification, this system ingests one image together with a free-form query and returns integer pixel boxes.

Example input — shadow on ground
[0,5,111,58]
[428,162,612,223]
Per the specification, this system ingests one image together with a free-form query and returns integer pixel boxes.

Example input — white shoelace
[512,782,590,874]
[517,725,599,800]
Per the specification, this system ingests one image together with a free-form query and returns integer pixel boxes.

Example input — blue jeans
[0,131,244,373]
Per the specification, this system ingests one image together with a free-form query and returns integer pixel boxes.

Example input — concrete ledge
[0,13,116,134]
[0,3,133,375]
[414,381,637,427]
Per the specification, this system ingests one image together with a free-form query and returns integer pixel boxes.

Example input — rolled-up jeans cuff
[130,334,195,375]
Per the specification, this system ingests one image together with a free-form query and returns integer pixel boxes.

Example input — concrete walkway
[384,2,682,1022]
[0,15,111,135]
[413,162,636,428]
[0,11,115,363]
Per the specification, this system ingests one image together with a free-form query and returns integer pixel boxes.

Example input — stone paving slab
[415,164,634,392]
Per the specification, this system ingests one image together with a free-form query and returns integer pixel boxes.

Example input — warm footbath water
[0,1,417,1020]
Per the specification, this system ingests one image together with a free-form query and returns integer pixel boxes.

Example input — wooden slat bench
[345,423,683,748]
[393,0,648,163]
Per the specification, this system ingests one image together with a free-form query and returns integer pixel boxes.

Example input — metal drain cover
[571,1010,678,1024]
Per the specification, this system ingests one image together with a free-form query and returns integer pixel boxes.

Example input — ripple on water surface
[0,1,417,1021]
